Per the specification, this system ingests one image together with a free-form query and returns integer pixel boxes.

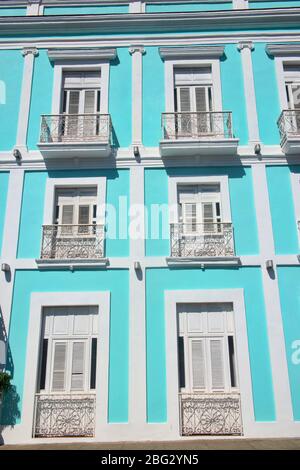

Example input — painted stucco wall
[277,266,300,420]
[250,1,300,8]
[146,267,275,423]
[252,43,281,145]
[0,8,26,16]
[2,268,129,425]
[44,5,129,15]
[0,171,9,256]
[266,165,299,255]
[0,50,23,151]
[17,169,130,259]
[146,2,232,12]
[144,166,259,257]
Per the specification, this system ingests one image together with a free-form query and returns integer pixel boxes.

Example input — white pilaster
[15,47,39,154]
[0,169,24,331]
[238,42,260,145]
[129,165,146,427]
[129,46,145,147]
[129,1,145,13]
[233,0,248,9]
[26,0,44,16]
[251,163,294,423]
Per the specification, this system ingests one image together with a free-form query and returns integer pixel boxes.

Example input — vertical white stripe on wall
[129,46,145,146]
[251,163,294,423]
[16,47,39,153]
[238,42,260,145]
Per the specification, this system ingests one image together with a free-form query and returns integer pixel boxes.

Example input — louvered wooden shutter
[62,205,74,225]
[179,88,191,112]
[71,342,85,391]
[78,205,90,225]
[84,90,96,114]
[191,340,205,389]
[210,339,225,389]
[68,91,80,114]
[195,87,207,112]
[184,203,197,233]
[202,203,215,233]
[52,342,67,391]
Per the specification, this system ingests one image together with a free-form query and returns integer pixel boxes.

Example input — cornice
[47,47,117,61]
[266,43,300,56]
[159,45,225,60]
[1,10,300,36]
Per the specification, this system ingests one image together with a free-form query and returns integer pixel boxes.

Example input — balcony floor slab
[36,258,109,269]
[159,138,239,157]
[166,256,241,267]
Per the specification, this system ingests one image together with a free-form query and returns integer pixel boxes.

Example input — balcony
[38,114,112,158]
[166,222,240,267]
[36,224,108,269]
[277,110,300,155]
[34,394,96,438]
[160,111,239,157]
[180,394,242,436]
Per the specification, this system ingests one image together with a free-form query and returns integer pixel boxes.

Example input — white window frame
[20,291,110,441]
[273,56,300,110]
[168,174,231,225]
[43,176,106,226]
[165,289,254,436]
[51,61,110,116]
[164,58,223,113]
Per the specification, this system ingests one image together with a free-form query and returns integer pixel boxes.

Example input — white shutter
[52,342,67,391]
[84,90,96,114]
[178,87,191,112]
[71,342,85,391]
[191,340,205,389]
[195,87,208,112]
[202,202,215,233]
[68,91,80,115]
[183,203,197,233]
[61,205,74,225]
[78,205,90,225]
[210,339,225,390]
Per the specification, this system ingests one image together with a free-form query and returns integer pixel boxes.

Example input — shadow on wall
[0,307,20,444]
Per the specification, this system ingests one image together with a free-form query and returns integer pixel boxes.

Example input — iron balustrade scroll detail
[278,109,300,141]
[34,394,96,438]
[170,223,235,258]
[40,224,105,260]
[180,394,242,436]
[162,112,233,140]
[40,114,111,144]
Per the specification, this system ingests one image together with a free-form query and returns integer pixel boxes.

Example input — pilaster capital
[237,41,254,52]
[22,47,39,57]
[129,45,146,55]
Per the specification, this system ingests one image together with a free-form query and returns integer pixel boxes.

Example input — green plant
[0,371,11,394]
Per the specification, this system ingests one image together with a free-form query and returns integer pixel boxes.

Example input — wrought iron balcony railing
[39,113,111,144]
[40,224,105,260]
[34,394,96,438]
[170,223,235,258]
[278,109,300,141]
[162,111,233,140]
[180,393,242,436]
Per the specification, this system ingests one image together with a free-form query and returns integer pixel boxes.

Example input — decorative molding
[266,43,300,56]
[159,45,225,60]
[129,45,145,55]
[47,47,117,61]
[22,46,39,56]
[237,41,254,51]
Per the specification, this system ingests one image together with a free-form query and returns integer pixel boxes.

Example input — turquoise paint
[277,266,300,421]
[0,50,23,151]
[266,166,299,254]
[27,50,54,150]
[44,5,129,16]
[0,172,9,256]
[146,2,232,12]
[144,167,259,257]
[252,43,281,145]
[109,48,132,148]
[0,8,26,16]
[17,170,130,259]
[142,47,164,147]
[1,268,129,424]
[146,267,275,423]
[250,1,300,8]
[222,44,248,145]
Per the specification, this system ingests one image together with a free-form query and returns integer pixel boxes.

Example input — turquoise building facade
[0,0,299,444]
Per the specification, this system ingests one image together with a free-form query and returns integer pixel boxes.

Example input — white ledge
[47,48,117,61]
[266,43,300,56]
[159,46,225,60]
[36,258,109,269]
[166,256,241,267]
[160,138,239,157]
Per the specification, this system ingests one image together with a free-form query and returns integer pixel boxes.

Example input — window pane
[178,336,185,389]
[39,338,48,391]
[228,336,237,388]
[90,338,97,390]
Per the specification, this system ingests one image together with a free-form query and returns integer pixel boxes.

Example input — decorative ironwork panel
[34,394,96,438]
[180,394,242,436]
[40,224,105,260]
[40,114,111,144]
[170,223,235,258]
[162,112,233,140]
[278,110,300,140]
